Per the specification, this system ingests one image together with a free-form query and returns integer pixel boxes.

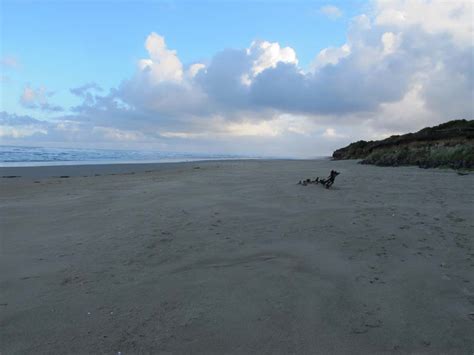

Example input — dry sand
[1,159,473,354]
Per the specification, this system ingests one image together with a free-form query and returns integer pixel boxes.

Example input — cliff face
[332,120,474,169]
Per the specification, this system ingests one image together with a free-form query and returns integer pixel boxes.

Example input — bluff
[332,119,474,169]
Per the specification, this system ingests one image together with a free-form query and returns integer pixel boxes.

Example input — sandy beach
[1,159,473,354]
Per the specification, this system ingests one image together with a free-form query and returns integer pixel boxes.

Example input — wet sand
[1,159,473,353]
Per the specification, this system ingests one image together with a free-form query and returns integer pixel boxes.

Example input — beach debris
[298,170,340,189]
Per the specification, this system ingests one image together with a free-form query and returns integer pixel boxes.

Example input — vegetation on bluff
[332,120,474,169]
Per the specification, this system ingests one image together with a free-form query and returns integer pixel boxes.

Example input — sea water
[0,145,252,167]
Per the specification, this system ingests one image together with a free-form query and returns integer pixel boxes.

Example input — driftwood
[298,170,340,189]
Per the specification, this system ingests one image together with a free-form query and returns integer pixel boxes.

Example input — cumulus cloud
[311,43,351,71]
[374,0,472,46]
[19,85,63,112]
[110,1,472,123]
[138,32,184,84]
[320,5,343,20]
[243,40,298,84]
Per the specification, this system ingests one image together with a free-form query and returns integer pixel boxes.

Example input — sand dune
[1,159,473,353]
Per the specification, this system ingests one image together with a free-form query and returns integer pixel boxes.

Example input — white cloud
[311,43,351,70]
[374,82,435,133]
[187,63,206,79]
[161,119,287,138]
[159,112,320,140]
[322,127,346,139]
[240,40,298,86]
[92,126,145,141]
[248,40,298,76]
[320,5,343,20]
[0,125,47,138]
[0,112,49,138]
[374,0,473,46]
[224,119,285,137]
[138,32,184,84]
[160,131,206,139]
[381,31,401,55]
[19,85,63,112]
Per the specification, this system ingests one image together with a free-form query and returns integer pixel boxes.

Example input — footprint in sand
[350,304,383,334]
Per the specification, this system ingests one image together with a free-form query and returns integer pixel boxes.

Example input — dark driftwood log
[298,170,340,188]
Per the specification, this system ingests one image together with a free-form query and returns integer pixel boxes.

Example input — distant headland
[332,119,474,169]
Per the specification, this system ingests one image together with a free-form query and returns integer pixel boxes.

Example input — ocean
[0,145,252,167]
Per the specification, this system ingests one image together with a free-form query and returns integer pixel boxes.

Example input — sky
[1,0,473,157]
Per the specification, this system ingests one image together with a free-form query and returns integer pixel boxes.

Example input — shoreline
[0,157,271,168]
[0,158,327,179]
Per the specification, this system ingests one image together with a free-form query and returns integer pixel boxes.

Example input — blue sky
[1,0,472,156]
[1,0,363,114]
